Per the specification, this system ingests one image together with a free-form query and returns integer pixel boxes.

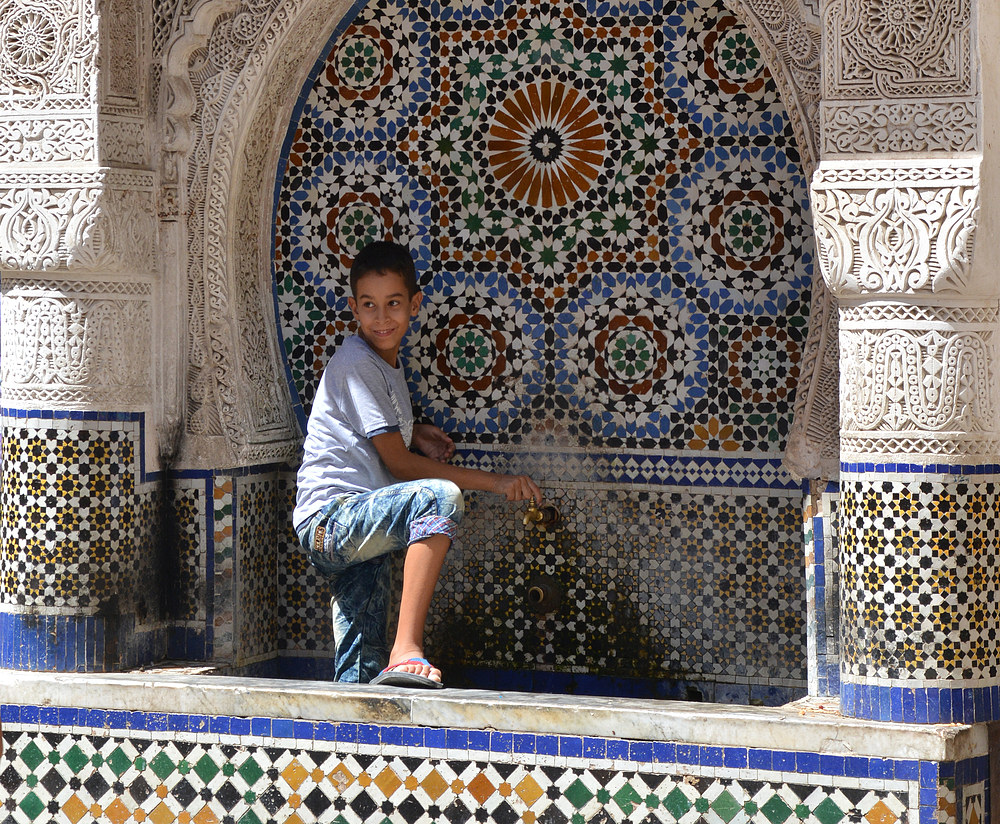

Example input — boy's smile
[348,269,422,366]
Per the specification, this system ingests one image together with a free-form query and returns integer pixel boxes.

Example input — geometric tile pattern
[0,414,141,611]
[0,711,931,824]
[213,476,236,662]
[421,487,806,685]
[236,476,280,664]
[274,0,814,460]
[169,480,208,625]
[838,476,1000,683]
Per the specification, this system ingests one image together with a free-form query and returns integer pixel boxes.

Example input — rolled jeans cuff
[408,514,459,544]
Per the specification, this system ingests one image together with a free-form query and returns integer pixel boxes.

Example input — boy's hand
[493,473,543,502]
[411,424,456,462]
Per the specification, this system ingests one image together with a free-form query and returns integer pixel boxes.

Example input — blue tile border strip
[841,461,1000,476]
[842,681,1000,724]
[2,699,981,784]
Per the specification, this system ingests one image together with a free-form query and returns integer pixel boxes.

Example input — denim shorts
[295,479,464,683]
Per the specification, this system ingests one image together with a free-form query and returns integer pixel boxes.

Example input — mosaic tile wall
[804,482,840,699]
[271,0,814,692]
[838,465,1000,723]
[2,701,987,824]
[0,410,168,671]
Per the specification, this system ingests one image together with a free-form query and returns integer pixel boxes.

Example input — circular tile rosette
[487,79,608,211]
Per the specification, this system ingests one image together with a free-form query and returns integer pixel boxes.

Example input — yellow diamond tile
[282,759,309,790]
[500,782,513,797]
[468,773,496,804]
[149,802,177,824]
[62,795,88,824]
[193,806,220,824]
[421,769,450,801]
[865,800,898,824]
[330,763,355,791]
[516,775,544,807]
[523,812,537,824]
[90,804,104,820]
[405,775,420,791]
[106,799,132,824]
[289,794,302,808]
[375,766,403,797]
[312,768,326,783]
[452,779,465,794]
[285,815,306,824]
[358,772,372,788]
[968,805,981,824]
[178,813,192,824]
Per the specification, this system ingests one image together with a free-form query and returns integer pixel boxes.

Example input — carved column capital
[811,159,980,299]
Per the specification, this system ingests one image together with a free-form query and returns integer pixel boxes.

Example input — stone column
[813,0,1000,721]
[0,0,162,670]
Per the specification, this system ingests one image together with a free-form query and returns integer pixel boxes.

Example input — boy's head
[347,241,422,365]
[349,240,419,298]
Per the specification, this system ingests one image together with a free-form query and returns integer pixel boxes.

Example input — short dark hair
[349,241,419,297]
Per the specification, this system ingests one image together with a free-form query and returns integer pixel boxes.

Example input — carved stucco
[160,0,833,469]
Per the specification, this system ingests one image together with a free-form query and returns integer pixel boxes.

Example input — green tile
[614,784,644,815]
[761,795,793,824]
[238,811,262,824]
[62,744,89,774]
[107,746,132,777]
[19,741,45,771]
[19,792,45,821]
[813,797,846,824]
[195,754,221,784]
[664,787,692,819]
[712,790,742,823]
[238,756,264,787]
[564,778,594,809]
[696,797,711,813]
[150,751,176,781]
[796,804,811,819]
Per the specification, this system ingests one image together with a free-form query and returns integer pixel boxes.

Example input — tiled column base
[0,410,158,671]
[838,465,1000,723]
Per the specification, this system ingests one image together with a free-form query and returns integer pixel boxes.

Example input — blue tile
[630,742,653,763]
[207,715,230,735]
[58,707,79,726]
[446,729,468,751]
[919,762,938,788]
[251,717,271,737]
[106,709,127,730]
[272,718,294,738]
[425,728,447,749]
[895,760,918,781]
[583,737,606,759]
[147,713,168,732]
[514,734,535,754]
[468,730,489,751]
[919,807,938,824]
[677,744,699,765]
[901,690,915,723]
[358,724,380,745]
[316,722,337,742]
[653,742,675,763]
[773,751,795,771]
[168,714,189,733]
[40,706,59,726]
[927,689,941,724]
[293,721,314,740]
[748,749,772,770]
[940,688,953,723]
[490,732,512,753]
[402,727,424,747]
[795,752,818,773]
[819,754,844,776]
[537,735,558,756]
[869,759,893,780]
[845,756,869,778]
[231,717,251,736]
[700,746,723,767]
[607,739,630,760]
[559,736,583,758]
[919,788,937,808]
[0,705,19,723]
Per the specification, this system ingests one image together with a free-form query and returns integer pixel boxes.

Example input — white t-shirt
[293,335,413,529]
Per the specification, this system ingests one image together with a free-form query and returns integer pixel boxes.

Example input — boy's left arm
[411,423,455,462]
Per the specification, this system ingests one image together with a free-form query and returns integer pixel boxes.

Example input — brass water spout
[522,497,561,529]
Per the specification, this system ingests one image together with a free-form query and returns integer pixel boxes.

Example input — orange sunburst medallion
[487,80,606,210]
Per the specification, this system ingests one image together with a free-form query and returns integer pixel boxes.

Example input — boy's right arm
[371,431,543,502]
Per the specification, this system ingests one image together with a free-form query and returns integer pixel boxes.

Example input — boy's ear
[347,295,359,318]
[409,291,423,316]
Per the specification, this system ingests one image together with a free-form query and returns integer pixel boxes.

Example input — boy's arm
[371,431,543,502]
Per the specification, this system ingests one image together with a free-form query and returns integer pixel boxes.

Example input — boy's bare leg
[387,533,450,682]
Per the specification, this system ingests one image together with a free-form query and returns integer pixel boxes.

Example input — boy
[294,240,543,688]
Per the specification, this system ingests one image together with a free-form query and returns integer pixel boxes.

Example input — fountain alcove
[270,0,815,704]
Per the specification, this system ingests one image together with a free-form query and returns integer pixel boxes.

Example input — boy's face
[348,269,422,365]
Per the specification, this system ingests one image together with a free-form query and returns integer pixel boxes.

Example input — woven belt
[313,524,326,554]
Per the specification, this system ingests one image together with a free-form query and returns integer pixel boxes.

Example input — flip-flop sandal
[370,657,444,689]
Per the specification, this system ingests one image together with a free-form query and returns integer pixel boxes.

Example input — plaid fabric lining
[408,514,459,544]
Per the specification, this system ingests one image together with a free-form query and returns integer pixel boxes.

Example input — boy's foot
[370,657,444,689]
